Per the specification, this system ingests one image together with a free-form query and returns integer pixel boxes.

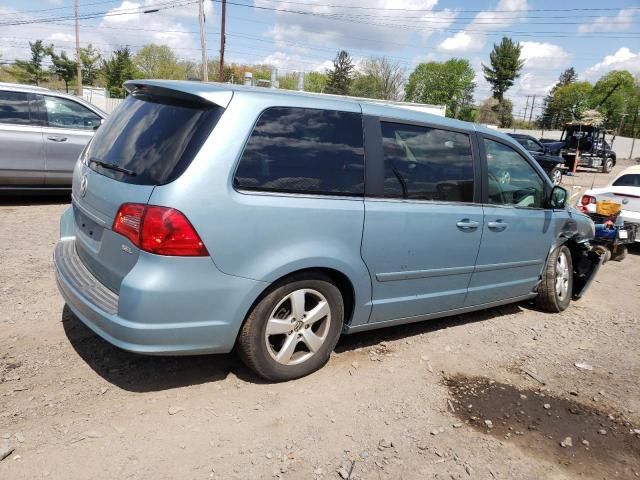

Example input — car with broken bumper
[54,80,601,381]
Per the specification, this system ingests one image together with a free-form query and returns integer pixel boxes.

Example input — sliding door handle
[456,219,480,231]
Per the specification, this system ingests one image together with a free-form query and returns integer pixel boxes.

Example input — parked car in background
[507,133,565,185]
[0,82,106,191]
[578,165,640,237]
[54,80,601,381]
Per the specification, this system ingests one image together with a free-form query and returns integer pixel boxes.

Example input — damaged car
[53,80,602,381]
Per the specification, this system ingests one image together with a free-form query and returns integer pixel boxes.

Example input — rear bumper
[54,237,268,355]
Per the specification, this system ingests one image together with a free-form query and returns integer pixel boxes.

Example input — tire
[611,246,627,262]
[602,157,614,173]
[237,273,344,381]
[548,167,562,186]
[536,245,573,313]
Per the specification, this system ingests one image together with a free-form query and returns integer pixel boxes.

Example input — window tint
[86,94,223,185]
[44,96,101,130]
[0,91,31,125]
[234,107,364,196]
[612,174,640,187]
[380,122,474,202]
[484,138,545,209]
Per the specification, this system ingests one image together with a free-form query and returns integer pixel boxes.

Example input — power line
[0,0,198,27]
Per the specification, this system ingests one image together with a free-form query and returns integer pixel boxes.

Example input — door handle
[456,219,480,231]
[487,220,508,231]
[47,136,67,142]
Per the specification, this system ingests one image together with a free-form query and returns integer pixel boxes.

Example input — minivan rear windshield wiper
[89,157,137,176]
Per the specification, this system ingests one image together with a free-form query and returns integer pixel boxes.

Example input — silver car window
[43,96,101,130]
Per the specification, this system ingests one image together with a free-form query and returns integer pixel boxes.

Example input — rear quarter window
[86,93,223,185]
[234,107,365,196]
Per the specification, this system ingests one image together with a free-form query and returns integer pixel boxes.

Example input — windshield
[85,93,223,185]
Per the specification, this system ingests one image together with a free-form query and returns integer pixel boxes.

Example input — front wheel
[237,274,343,381]
[536,245,573,313]
[602,157,614,173]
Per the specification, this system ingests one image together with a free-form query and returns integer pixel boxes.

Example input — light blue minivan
[54,80,601,381]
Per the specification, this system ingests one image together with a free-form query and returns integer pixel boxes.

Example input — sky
[1,0,639,118]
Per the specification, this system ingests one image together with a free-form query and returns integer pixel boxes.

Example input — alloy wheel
[555,251,570,300]
[264,289,331,366]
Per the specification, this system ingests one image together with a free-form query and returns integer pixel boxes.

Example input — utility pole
[198,0,208,81]
[219,0,227,82]
[74,0,83,96]
[528,95,536,124]
[523,95,530,123]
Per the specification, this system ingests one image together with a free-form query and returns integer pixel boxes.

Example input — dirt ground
[1,160,639,480]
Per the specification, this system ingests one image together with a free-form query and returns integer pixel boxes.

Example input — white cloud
[578,8,637,33]
[438,0,528,53]
[582,47,640,81]
[438,31,474,52]
[519,41,570,68]
[256,0,452,59]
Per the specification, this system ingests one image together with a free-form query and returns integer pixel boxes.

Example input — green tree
[482,37,524,101]
[404,58,475,120]
[304,71,327,93]
[350,57,404,100]
[101,47,139,98]
[80,44,101,86]
[590,70,635,131]
[548,81,593,121]
[49,50,76,93]
[540,67,578,129]
[277,72,300,90]
[134,44,185,79]
[325,50,354,95]
[13,40,53,85]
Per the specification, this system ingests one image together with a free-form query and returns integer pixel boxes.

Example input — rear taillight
[113,203,145,246]
[580,195,596,206]
[578,195,596,213]
[112,203,208,257]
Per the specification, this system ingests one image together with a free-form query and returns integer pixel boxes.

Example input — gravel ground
[1,160,639,480]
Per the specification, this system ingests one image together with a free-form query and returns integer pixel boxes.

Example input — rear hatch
[72,82,226,293]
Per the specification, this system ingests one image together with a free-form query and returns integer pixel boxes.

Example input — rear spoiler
[123,80,233,109]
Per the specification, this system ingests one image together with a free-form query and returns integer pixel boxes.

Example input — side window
[484,138,545,209]
[43,96,101,130]
[234,107,364,196]
[380,122,474,202]
[0,91,31,125]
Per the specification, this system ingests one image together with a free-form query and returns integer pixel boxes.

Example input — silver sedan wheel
[498,170,511,184]
[264,288,331,366]
[555,251,570,300]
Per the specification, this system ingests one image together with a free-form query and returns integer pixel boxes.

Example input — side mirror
[549,185,568,209]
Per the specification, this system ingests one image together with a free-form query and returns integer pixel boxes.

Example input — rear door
[39,94,102,185]
[71,87,225,293]
[465,135,555,306]
[0,90,45,186]
[361,117,484,324]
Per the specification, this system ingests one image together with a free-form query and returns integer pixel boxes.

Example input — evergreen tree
[101,47,139,98]
[482,37,524,101]
[325,50,354,95]
[50,50,77,93]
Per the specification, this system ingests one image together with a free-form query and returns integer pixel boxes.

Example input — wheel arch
[235,266,363,348]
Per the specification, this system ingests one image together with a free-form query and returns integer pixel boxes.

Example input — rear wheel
[548,167,562,185]
[602,157,614,173]
[536,245,573,313]
[237,274,343,381]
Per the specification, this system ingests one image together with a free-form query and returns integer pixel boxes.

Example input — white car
[578,165,640,239]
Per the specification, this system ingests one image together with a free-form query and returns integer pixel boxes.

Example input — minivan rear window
[85,93,223,185]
